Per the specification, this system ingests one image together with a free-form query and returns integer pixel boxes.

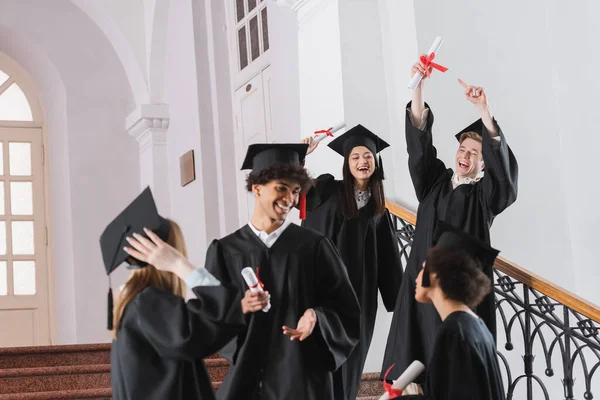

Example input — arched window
[0,53,51,347]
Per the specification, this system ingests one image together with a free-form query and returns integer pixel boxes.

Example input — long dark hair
[340,153,386,219]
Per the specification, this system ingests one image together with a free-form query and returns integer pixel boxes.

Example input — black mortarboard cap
[455,119,485,142]
[422,221,500,287]
[99,187,171,329]
[327,124,390,180]
[241,143,308,174]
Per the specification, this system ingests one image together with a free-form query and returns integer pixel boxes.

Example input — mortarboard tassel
[107,277,114,330]
[378,154,386,180]
[299,193,307,220]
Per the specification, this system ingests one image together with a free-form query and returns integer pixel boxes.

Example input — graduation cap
[455,119,485,142]
[327,124,390,179]
[421,221,500,287]
[241,143,310,219]
[99,187,171,329]
[241,143,308,174]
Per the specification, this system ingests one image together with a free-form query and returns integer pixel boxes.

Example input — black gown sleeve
[377,209,404,311]
[203,239,248,362]
[400,329,491,400]
[309,236,361,371]
[479,119,519,216]
[130,281,245,361]
[304,173,337,212]
[405,102,449,201]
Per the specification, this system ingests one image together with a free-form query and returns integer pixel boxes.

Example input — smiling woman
[300,124,404,400]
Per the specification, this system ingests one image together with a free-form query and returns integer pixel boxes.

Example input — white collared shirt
[248,219,292,248]
[452,171,485,189]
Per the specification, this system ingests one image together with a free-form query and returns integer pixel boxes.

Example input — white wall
[0,0,141,345]
[164,0,208,267]
[410,0,594,302]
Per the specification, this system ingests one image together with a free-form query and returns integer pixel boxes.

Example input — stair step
[357,372,382,397]
[0,370,110,395]
[0,388,111,399]
[0,345,110,370]
[0,364,110,378]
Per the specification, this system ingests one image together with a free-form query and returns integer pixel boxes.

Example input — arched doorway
[0,52,51,347]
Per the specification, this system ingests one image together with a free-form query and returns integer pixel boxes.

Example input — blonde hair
[459,131,482,144]
[112,219,187,338]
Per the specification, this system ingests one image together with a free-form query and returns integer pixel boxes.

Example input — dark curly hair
[426,247,491,308]
[245,163,313,192]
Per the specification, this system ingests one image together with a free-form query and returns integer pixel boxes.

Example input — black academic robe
[399,311,506,400]
[111,284,245,400]
[381,103,518,380]
[302,176,403,400]
[206,224,361,400]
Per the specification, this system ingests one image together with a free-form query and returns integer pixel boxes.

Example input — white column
[126,103,171,213]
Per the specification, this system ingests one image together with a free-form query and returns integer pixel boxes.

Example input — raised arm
[458,79,518,215]
[405,60,448,201]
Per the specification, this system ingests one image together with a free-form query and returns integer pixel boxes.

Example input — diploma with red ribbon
[312,121,346,145]
[241,267,271,312]
[378,360,426,399]
[408,36,448,90]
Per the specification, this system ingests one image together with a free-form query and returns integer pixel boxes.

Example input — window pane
[9,142,31,176]
[0,261,6,295]
[0,142,4,175]
[0,83,33,121]
[261,8,269,52]
[0,221,6,255]
[11,182,33,215]
[13,261,35,295]
[0,70,8,87]
[236,0,245,22]
[238,27,248,70]
[0,182,4,215]
[12,221,34,255]
[248,0,257,11]
[250,16,260,61]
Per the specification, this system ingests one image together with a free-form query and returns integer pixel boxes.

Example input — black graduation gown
[111,284,245,400]
[400,311,505,400]
[381,103,518,380]
[205,224,361,400]
[302,176,403,400]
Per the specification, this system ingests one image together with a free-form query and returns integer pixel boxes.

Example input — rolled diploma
[378,360,426,400]
[241,267,271,312]
[312,121,346,144]
[408,36,444,90]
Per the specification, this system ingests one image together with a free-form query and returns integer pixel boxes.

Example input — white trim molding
[126,103,171,213]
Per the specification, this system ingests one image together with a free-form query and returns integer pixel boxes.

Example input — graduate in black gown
[207,143,361,400]
[301,125,404,400]
[381,58,518,381]
[389,222,505,400]
[102,188,244,400]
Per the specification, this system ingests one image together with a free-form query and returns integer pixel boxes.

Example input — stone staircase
[0,344,383,399]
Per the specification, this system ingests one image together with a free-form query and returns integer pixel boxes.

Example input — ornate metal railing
[386,201,600,400]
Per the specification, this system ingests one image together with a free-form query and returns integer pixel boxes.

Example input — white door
[233,67,273,225]
[0,127,50,347]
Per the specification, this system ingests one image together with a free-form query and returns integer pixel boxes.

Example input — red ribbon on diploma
[420,52,448,77]
[249,268,264,290]
[314,127,335,137]
[383,364,403,398]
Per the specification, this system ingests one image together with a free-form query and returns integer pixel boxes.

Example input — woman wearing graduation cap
[390,222,505,399]
[301,125,404,400]
[101,188,245,400]
[381,59,518,383]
